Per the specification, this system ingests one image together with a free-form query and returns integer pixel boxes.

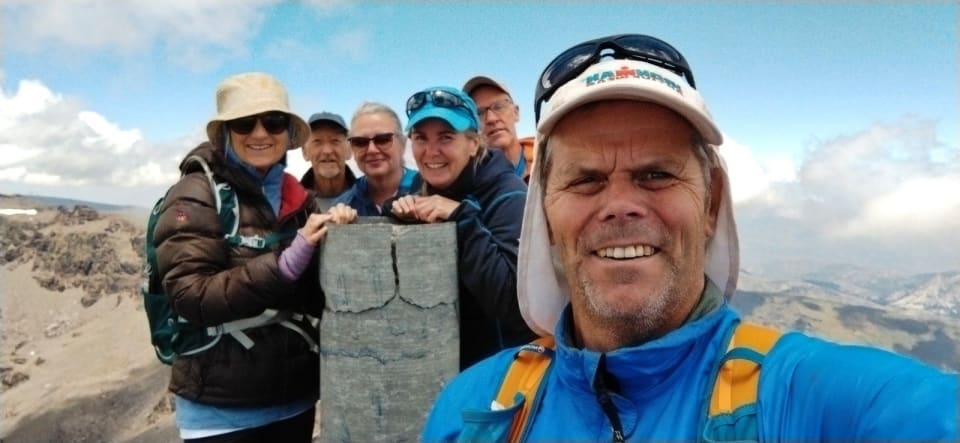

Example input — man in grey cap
[301,111,357,211]
[462,76,535,182]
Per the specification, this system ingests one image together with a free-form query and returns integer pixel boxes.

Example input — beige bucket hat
[205,72,309,149]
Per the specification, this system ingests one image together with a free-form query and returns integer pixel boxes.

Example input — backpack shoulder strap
[181,155,290,249]
[496,335,555,443]
[709,322,781,416]
[181,154,238,237]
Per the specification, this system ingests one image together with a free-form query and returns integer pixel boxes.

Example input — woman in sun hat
[383,86,536,371]
[152,72,352,442]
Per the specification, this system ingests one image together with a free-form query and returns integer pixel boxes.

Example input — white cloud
[834,176,960,237]
[719,137,797,204]
[3,0,275,68]
[78,111,142,155]
[0,78,181,195]
[736,116,959,273]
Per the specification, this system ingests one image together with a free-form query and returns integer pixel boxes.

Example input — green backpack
[141,154,302,365]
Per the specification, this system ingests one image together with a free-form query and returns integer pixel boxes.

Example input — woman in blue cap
[386,86,536,370]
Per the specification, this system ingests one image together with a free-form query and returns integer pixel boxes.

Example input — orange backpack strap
[495,336,556,443]
[709,322,782,416]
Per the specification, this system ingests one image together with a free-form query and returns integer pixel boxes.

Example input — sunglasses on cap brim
[534,34,697,122]
[228,112,291,135]
[406,89,472,116]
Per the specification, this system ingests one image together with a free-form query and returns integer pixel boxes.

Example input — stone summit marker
[318,219,459,442]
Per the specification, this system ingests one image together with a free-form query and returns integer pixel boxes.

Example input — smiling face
[349,112,403,180]
[410,118,480,189]
[228,113,290,173]
[542,100,720,351]
[303,123,350,179]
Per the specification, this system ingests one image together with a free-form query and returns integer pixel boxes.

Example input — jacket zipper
[594,354,626,442]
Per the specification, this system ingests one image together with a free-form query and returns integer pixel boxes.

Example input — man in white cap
[424,34,956,442]
[462,76,535,182]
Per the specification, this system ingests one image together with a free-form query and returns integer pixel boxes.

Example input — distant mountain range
[0,193,144,212]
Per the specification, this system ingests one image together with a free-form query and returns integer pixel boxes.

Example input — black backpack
[141,154,308,364]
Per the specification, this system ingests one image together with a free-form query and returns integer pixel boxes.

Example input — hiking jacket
[424,298,957,441]
[154,142,323,407]
[386,150,537,370]
[334,167,421,216]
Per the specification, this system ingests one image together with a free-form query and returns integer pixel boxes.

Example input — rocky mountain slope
[0,194,957,441]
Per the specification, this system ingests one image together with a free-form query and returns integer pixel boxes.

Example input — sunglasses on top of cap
[406,89,471,116]
[533,34,696,122]
[228,112,291,135]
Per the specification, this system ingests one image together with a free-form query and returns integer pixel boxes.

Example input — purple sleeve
[278,231,317,282]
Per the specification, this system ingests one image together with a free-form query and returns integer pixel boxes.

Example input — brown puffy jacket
[153,142,323,407]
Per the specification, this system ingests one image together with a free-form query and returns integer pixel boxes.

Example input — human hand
[389,195,420,222]
[299,212,332,246]
[327,203,357,225]
[410,195,459,223]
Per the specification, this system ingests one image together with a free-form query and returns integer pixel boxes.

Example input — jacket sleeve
[448,189,530,336]
[759,333,958,441]
[153,173,298,326]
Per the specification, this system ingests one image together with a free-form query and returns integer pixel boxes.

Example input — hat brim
[463,75,512,97]
[405,106,474,133]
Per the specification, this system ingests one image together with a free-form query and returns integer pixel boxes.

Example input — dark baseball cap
[307,112,348,133]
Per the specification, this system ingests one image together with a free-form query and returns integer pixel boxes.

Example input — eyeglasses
[477,99,514,119]
[227,112,291,135]
[348,132,396,150]
[406,89,472,116]
[534,34,696,122]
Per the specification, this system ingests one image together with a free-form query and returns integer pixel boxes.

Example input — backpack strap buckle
[236,235,267,249]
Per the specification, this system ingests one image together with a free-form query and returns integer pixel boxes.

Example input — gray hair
[350,101,408,149]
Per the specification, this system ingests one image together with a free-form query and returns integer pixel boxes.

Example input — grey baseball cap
[307,111,348,133]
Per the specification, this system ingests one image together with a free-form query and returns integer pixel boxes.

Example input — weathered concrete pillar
[319,219,459,442]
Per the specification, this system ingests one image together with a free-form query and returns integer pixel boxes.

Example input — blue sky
[2,1,958,273]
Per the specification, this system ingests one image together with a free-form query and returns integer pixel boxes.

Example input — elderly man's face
[542,100,719,351]
[303,123,350,180]
[471,85,519,151]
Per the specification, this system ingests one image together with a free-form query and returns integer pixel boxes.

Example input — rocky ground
[0,195,956,442]
[0,199,176,442]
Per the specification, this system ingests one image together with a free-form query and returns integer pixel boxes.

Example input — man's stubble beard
[576,251,684,346]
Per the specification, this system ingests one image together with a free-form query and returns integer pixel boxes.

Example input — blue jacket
[424,296,957,441]
[334,167,421,216]
[387,150,537,370]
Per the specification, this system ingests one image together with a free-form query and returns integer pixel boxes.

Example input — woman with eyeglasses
[385,86,536,370]
[333,102,422,215]
[153,72,351,442]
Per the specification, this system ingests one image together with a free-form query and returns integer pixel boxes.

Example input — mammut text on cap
[536,59,722,145]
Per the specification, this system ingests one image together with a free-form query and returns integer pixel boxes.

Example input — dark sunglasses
[348,132,396,150]
[534,34,696,122]
[227,112,291,135]
[406,89,471,116]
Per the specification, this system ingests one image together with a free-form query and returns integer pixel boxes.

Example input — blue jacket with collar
[423,295,957,441]
[334,167,421,216]
[386,149,537,370]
